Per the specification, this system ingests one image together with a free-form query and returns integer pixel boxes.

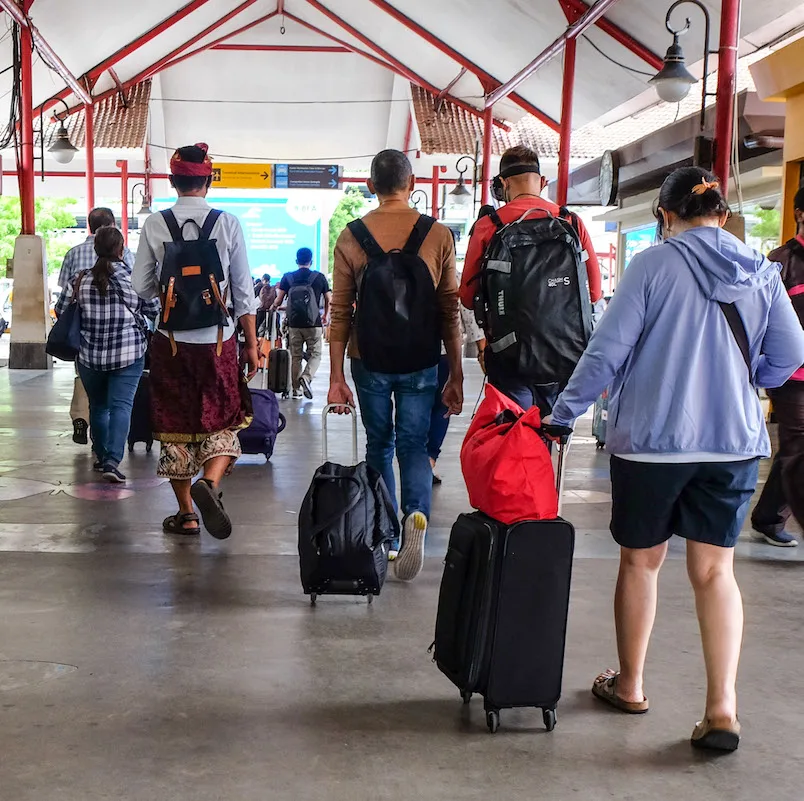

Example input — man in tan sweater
[328,149,463,581]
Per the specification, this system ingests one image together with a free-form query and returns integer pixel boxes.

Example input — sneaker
[292,390,304,400]
[387,538,400,561]
[93,461,104,472]
[101,465,126,483]
[73,418,88,445]
[753,528,799,547]
[394,511,427,582]
[299,376,313,399]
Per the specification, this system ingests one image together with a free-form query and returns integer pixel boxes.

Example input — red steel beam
[366,0,559,130]
[84,103,95,212]
[140,0,262,81]
[480,106,494,205]
[65,2,269,114]
[155,10,278,74]
[713,0,741,190]
[116,159,129,245]
[0,0,91,105]
[556,36,577,206]
[301,0,509,130]
[18,2,35,235]
[560,0,663,70]
[211,44,350,52]
[486,0,623,108]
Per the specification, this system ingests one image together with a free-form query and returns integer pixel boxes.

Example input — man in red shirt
[460,145,603,413]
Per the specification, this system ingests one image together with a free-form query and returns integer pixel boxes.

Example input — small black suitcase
[128,371,153,452]
[298,404,399,605]
[433,441,574,734]
[266,315,290,397]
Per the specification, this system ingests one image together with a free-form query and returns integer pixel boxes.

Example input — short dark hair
[500,145,541,175]
[296,247,313,265]
[87,207,115,234]
[370,149,412,196]
[170,145,213,193]
[657,166,729,221]
[794,186,804,213]
[262,273,270,281]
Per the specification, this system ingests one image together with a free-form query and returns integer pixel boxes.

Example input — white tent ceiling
[1,0,803,168]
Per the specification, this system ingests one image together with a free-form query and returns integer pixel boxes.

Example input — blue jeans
[77,357,144,467]
[427,355,451,461]
[351,358,438,520]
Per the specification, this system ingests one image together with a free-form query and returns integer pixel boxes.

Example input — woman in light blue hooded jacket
[550,166,804,752]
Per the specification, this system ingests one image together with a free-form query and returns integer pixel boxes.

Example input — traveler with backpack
[751,187,804,547]
[548,167,804,751]
[132,143,259,539]
[55,227,158,483]
[328,149,463,582]
[460,145,603,415]
[271,248,331,399]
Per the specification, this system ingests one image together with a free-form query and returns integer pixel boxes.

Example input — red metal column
[480,106,494,206]
[556,36,577,207]
[84,103,95,212]
[431,166,442,218]
[18,3,35,235]
[713,0,741,189]
[117,159,129,245]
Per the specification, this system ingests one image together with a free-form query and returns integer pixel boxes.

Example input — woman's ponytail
[92,226,124,296]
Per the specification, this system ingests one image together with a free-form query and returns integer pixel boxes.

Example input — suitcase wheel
[543,708,557,732]
[486,710,500,734]
[461,691,472,705]
[310,594,317,606]
[146,442,153,453]
[367,594,374,605]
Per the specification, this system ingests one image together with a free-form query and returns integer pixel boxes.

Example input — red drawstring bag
[460,384,558,524]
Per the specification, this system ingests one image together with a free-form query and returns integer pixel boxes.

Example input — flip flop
[163,512,200,535]
[691,718,741,752]
[190,479,232,540]
[592,669,649,714]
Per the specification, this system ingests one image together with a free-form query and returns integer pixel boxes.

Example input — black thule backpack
[158,209,229,335]
[287,272,320,328]
[473,207,593,388]
[348,214,441,375]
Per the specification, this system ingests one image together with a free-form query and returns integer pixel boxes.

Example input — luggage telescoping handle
[543,423,573,516]
[322,404,359,465]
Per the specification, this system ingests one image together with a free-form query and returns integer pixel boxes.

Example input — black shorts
[610,456,759,549]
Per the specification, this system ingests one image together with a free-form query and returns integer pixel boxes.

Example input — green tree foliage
[750,208,782,253]
[0,196,77,277]
[328,186,366,272]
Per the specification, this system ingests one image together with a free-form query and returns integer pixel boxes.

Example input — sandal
[691,718,741,752]
[163,512,200,535]
[190,478,232,540]
[592,669,649,714]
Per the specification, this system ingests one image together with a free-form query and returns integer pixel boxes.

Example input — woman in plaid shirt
[56,227,159,483]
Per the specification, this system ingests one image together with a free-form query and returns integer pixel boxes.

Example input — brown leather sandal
[592,669,649,714]
[691,718,741,752]
[163,512,200,535]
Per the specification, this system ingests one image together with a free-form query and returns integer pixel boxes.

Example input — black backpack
[348,215,441,375]
[473,207,593,387]
[158,209,229,334]
[287,271,320,328]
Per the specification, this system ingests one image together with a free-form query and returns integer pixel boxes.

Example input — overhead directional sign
[273,163,343,189]
[211,163,272,189]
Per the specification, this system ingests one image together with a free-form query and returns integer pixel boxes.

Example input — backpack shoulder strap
[403,215,436,255]
[160,210,183,242]
[488,208,504,232]
[718,301,752,377]
[347,219,384,260]
[200,209,223,240]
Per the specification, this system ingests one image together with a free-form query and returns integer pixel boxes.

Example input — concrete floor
[1,356,803,801]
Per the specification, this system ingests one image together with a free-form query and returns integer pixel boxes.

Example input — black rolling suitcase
[298,405,399,605]
[127,371,154,452]
[433,440,574,733]
[266,314,290,398]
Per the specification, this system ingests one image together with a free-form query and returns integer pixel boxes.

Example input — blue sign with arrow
[274,164,343,189]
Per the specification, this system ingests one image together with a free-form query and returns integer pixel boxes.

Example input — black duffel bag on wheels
[298,404,399,605]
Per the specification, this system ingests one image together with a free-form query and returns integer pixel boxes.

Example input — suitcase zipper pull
[427,640,436,661]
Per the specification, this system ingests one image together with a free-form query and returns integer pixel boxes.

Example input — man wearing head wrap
[133,143,259,540]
